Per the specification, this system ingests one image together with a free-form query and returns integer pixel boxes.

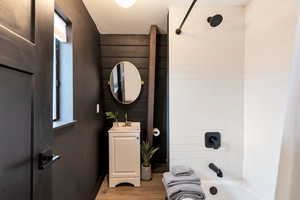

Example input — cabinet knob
[137,136,139,140]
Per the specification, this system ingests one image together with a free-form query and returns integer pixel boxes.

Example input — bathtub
[201,181,261,200]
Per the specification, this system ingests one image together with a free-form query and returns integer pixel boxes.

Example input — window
[53,12,74,128]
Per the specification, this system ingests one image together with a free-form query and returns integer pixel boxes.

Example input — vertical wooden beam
[147,25,158,145]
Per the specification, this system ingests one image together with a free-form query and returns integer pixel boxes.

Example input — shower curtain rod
[176,0,198,35]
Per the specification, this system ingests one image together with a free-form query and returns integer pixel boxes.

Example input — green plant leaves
[105,112,119,121]
[141,140,159,167]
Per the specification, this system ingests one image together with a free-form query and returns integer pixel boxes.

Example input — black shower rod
[176,0,198,35]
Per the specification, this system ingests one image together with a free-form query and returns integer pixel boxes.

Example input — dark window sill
[53,120,77,131]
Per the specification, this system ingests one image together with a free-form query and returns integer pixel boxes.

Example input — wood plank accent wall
[99,34,167,167]
[99,34,168,166]
[100,34,149,137]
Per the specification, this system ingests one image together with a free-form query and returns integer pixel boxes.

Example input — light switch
[96,104,100,114]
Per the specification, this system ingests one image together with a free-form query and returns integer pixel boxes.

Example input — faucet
[125,112,131,126]
[125,112,128,124]
[209,163,223,178]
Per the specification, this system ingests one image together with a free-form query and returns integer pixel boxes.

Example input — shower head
[207,14,223,27]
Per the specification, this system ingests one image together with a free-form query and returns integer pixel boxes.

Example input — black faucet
[209,163,223,178]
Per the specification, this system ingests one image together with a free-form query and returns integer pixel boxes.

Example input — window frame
[53,39,61,122]
[52,9,75,129]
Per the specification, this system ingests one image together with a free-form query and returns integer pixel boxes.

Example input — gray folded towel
[163,178,201,187]
[171,165,194,176]
[163,172,201,187]
[162,178,205,200]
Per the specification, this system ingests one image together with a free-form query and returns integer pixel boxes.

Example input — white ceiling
[82,0,249,34]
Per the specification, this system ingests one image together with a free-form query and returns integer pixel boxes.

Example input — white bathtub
[201,181,261,200]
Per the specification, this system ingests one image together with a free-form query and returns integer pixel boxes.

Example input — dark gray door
[0,1,54,200]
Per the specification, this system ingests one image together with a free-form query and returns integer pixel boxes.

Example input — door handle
[38,151,61,170]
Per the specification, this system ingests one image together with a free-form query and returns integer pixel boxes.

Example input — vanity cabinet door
[109,133,140,178]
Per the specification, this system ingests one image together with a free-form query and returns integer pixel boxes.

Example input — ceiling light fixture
[115,0,136,8]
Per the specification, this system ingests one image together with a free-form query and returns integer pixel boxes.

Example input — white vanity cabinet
[108,122,141,188]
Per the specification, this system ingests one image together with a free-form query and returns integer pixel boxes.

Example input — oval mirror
[109,61,142,104]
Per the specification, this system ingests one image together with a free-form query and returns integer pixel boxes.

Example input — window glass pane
[52,39,57,121]
[53,11,74,128]
[54,13,67,42]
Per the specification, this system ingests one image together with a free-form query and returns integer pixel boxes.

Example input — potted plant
[105,112,119,127]
[141,140,159,181]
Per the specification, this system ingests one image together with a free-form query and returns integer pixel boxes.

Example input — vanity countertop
[109,122,140,133]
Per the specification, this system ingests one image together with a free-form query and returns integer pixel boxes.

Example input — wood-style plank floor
[95,174,166,200]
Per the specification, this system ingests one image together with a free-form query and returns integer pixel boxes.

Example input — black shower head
[207,14,223,27]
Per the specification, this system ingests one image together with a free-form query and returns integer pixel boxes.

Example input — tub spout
[209,163,223,178]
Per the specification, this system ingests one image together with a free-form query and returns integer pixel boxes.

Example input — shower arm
[176,0,198,35]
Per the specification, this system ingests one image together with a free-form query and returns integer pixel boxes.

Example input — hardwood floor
[95,174,166,200]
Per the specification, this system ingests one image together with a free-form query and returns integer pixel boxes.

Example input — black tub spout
[209,163,223,178]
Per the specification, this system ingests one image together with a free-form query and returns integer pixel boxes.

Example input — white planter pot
[141,165,152,181]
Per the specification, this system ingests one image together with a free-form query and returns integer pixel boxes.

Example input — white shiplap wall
[169,4,245,181]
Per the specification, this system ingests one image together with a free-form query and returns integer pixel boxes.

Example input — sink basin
[110,122,140,132]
